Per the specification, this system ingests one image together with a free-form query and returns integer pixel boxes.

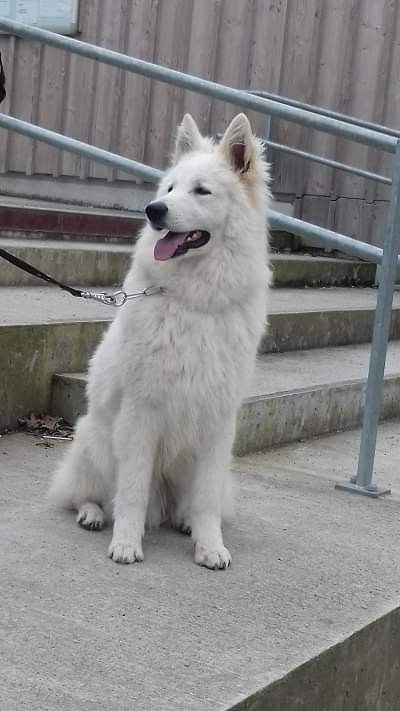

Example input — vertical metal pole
[336,139,400,497]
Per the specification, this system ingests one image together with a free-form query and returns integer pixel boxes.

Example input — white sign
[16,0,37,24]
[0,0,79,34]
[0,1,11,15]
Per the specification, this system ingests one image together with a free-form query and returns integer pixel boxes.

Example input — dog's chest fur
[89,254,265,453]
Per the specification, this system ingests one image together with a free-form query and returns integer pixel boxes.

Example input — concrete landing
[1,425,400,710]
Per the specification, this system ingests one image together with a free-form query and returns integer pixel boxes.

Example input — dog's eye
[167,185,173,193]
[194,185,212,196]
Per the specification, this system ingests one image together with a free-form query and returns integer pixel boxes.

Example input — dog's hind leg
[77,501,105,531]
[48,412,115,529]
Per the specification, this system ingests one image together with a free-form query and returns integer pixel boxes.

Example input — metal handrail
[251,90,400,140]
[0,114,160,183]
[0,112,395,267]
[1,17,393,185]
[261,139,390,185]
[0,17,397,153]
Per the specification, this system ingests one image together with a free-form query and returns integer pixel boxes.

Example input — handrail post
[336,139,400,497]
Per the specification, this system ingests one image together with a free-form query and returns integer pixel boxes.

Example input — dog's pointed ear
[173,114,203,163]
[220,113,254,175]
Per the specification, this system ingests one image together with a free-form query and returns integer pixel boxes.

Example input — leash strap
[0,247,164,306]
[0,51,6,105]
[0,247,83,297]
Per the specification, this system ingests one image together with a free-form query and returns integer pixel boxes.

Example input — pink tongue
[154,232,190,261]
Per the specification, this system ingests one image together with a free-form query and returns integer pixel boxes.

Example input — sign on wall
[0,0,79,35]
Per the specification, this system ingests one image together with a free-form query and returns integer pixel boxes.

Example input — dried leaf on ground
[18,413,73,438]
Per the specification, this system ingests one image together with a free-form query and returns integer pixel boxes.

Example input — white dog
[48,113,271,569]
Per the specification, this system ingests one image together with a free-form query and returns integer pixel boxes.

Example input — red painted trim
[0,206,144,237]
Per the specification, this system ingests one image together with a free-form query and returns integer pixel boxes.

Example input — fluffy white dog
[49,113,271,569]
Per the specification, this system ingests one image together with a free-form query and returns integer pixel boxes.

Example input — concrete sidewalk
[1,425,400,710]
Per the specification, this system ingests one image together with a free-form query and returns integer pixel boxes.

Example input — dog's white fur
[48,113,271,569]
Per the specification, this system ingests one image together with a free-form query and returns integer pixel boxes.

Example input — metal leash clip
[81,286,164,307]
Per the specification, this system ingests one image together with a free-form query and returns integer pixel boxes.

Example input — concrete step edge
[0,263,377,289]
[229,607,400,710]
[50,370,400,455]
[2,306,400,353]
[0,239,376,288]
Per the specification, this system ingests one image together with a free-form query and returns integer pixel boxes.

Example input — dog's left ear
[173,113,204,163]
[220,113,254,175]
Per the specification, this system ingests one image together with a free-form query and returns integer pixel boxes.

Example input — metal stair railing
[0,17,399,498]
[251,89,400,139]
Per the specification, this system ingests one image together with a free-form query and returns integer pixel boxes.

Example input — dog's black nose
[145,201,168,225]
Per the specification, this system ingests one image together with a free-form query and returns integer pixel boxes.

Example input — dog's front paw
[108,539,144,564]
[194,542,231,570]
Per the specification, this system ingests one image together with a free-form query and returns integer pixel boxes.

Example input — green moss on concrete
[0,246,131,287]
[262,309,400,353]
[1,243,376,289]
[271,257,376,288]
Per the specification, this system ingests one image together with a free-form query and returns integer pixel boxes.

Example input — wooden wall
[0,0,399,245]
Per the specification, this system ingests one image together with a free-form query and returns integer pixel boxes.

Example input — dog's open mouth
[154,230,210,261]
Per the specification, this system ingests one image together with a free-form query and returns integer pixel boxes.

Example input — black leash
[0,247,83,297]
[0,51,6,104]
[0,246,164,306]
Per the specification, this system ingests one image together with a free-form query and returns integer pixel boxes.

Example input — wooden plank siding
[0,0,398,245]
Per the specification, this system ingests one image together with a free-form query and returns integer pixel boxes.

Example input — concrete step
[2,286,400,432]
[0,237,376,288]
[272,253,375,287]
[2,424,400,710]
[51,341,400,455]
[4,286,398,341]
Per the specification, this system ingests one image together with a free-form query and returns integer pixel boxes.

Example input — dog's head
[145,113,268,262]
